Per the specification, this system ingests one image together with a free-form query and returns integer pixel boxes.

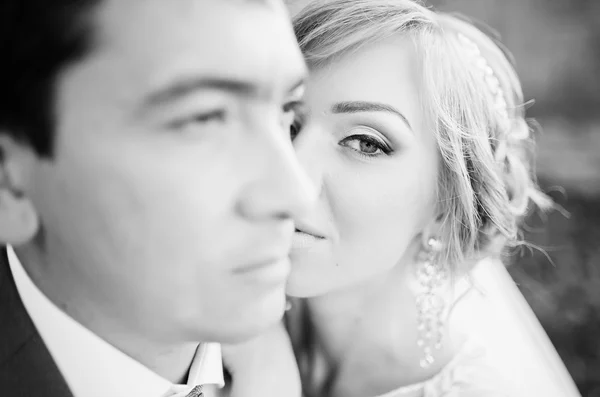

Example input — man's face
[17,0,314,343]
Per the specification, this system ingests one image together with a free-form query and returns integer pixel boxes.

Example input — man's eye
[289,114,305,141]
[192,109,226,123]
[169,109,226,130]
[283,101,307,141]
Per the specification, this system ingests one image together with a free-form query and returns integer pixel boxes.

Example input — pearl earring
[415,237,447,368]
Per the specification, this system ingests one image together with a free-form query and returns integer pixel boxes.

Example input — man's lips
[233,256,291,284]
[234,256,286,274]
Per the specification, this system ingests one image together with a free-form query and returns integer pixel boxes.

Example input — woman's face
[287,36,440,297]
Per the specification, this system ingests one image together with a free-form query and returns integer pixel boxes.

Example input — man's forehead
[85,0,305,103]
[96,0,280,40]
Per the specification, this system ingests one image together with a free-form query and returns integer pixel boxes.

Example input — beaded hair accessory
[457,32,508,121]
[456,32,511,161]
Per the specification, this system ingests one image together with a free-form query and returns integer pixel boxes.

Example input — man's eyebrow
[331,101,413,131]
[142,76,260,108]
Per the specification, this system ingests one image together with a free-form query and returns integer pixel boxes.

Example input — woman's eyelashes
[339,129,393,158]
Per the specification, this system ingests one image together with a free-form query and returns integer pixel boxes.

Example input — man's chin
[203,288,287,344]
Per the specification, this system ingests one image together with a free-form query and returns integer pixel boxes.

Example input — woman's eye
[340,134,391,156]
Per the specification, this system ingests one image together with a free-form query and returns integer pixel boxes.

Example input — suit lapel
[0,247,73,397]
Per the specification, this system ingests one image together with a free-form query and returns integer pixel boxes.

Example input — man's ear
[0,134,40,246]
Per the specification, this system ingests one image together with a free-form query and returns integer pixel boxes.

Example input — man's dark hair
[0,0,100,157]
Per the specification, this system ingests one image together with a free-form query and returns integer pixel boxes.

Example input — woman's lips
[291,229,325,250]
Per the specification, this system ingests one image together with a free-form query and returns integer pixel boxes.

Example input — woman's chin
[285,271,340,298]
[287,251,340,297]
[286,278,329,298]
[286,258,376,298]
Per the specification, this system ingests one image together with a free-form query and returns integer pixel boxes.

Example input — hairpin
[456,32,509,122]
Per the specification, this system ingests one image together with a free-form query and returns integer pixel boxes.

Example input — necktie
[166,384,205,397]
[186,385,204,397]
[163,343,223,397]
[167,383,221,397]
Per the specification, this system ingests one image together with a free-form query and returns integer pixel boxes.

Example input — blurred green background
[426,0,600,395]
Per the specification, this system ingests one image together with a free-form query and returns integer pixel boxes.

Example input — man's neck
[132,342,200,384]
[14,243,199,384]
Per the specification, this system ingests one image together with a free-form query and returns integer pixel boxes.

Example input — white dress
[374,338,514,397]
[374,258,581,397]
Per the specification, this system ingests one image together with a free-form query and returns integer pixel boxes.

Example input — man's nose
[291,121,326,200]
[237,119,318,222]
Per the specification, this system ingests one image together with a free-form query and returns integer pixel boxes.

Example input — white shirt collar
[7,245,224,397]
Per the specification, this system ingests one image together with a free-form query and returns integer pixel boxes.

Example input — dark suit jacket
[0,246,73,396]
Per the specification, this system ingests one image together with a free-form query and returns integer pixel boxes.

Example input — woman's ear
[0,134,39,245]
[420,212,445,248]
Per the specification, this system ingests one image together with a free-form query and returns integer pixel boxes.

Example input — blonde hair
[294,0,551,272]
